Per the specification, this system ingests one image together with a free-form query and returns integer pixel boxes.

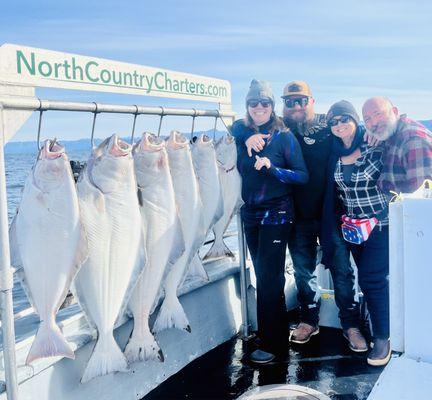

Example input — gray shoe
[249,349,275,364]
[343,327,368,353]
[367,338,391,366]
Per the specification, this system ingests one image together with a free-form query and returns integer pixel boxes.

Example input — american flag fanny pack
[341,215,378,244]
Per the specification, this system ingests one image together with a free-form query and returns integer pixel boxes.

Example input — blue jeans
[288,219,360,329]
[348,225,389,339]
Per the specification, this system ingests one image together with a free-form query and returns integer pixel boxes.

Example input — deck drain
[237,384,331,400]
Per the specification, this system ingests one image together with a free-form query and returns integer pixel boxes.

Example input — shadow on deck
[145,325,385,400]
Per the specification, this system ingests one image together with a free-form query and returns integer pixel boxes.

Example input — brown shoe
[343,327,368,353]
[290,322,319,344]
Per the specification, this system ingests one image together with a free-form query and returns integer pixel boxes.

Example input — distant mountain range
[4,129,229,154]
[5,121,432,154]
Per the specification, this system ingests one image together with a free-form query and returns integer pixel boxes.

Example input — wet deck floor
[144,325,386,400]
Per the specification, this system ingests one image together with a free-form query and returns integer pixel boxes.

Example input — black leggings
[244,222,292,354]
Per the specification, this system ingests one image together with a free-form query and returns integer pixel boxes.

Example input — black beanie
[326,100,360,125]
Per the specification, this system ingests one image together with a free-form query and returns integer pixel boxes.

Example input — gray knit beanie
[245,79,275,107]
[326,100,360,125]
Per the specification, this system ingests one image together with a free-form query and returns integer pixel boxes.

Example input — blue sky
[1,0,432,142]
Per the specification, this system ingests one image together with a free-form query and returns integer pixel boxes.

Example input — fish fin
[186,255,209,282]
[148,213,186,316]
[81,333,128,383]
[115,227,147,328]
[53,221,89,314]
[75,222,89,267]
[153,294,191,333]
[167,212,186,267]
[26,320,74,364]
[124,330,164,363]
[9,212,23,269]
[14,268,38,314]
[70,281,98,332]
[213,186,225,225]
[203,238,235,261]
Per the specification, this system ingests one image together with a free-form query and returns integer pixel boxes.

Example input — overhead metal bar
[0,97,236,119]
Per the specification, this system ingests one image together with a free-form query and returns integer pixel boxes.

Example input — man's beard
[366,115,398,141]
[283,108,307,123]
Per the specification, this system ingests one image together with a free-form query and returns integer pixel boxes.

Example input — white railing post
[236,213,250,338]
[0,104,19,399]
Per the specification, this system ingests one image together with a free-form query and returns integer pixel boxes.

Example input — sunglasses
[283,97,309,108]
[328,115,352,127]
[247,99,272,108]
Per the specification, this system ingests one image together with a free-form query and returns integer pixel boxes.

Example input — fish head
[134,132,169,185]
[33,139,70,191]
[216,133,237,169]
[89,134,134,193]
[166,130,188,151]
[191,133,215,167]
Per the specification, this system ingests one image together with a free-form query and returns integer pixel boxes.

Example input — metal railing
[0,96,248,400]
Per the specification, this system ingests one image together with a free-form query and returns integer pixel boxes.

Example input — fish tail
[81,333,128,383]
[186,255,209,282]
[26,320,74,364]
[124,332,164,363]
[203,237,235,260]
[153,295,191,333]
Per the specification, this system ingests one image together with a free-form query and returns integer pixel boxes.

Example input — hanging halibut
[74,135,144,382]
[124,133,184,363]
[9,139,87,364]
[153,131,205,333]
[187,134,224,280]
[204,133,242,260]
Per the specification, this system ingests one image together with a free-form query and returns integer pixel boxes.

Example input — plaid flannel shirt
[335,143,389,226]
[379,116,432,196]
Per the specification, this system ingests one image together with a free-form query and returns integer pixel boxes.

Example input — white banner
[0,44,231,104]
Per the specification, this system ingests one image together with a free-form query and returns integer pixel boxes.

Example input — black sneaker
[367,338,391,366]
[249,349,275,364]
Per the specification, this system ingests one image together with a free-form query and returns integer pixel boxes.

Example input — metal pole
[0,97,236,119]
[236,213,250,339]
[0,105,19,399]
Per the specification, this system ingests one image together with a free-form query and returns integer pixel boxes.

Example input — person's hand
[254,155,271,170]
[246,134,270,157]
[363,130,381,147]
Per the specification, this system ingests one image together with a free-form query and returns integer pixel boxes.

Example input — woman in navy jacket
[232,79,308,363]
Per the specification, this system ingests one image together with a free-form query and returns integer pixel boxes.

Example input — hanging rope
[90,102,99,149]
[190,108,197,140]
[212,110,219,140]
[130,105,139,144]
[157,107,165,137]
[36,99,45,150]
[219,115,233,136]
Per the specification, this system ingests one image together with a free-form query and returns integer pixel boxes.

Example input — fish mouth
[135,132,165,153]
[167,130,188,149]
[39,139,65,160]
[107,134,131,157]
[225,134,234,144]
[192,134,213,147]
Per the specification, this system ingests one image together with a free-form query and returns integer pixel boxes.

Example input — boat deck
[145,321,390,400]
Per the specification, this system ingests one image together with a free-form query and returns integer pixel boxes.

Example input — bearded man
[362,97,432,196]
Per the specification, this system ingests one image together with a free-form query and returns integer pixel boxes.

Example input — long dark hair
[244,110,286,134]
